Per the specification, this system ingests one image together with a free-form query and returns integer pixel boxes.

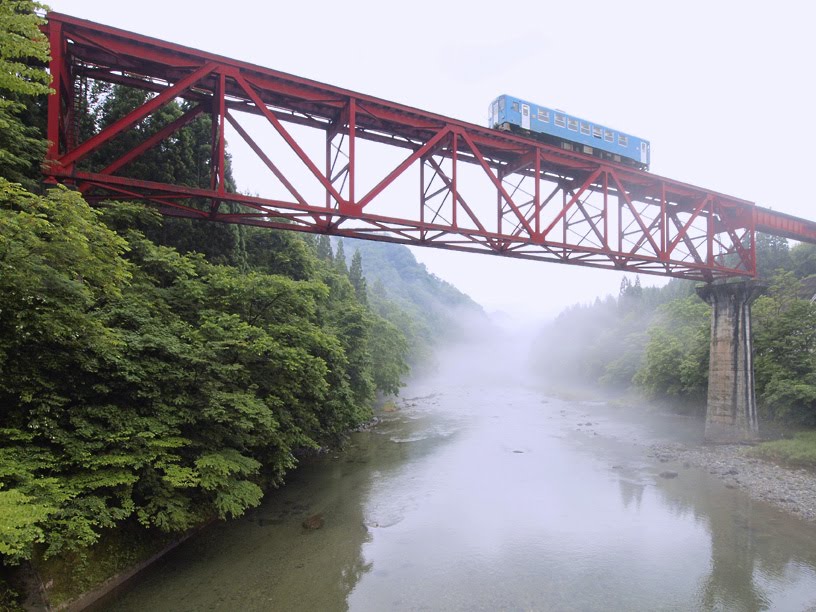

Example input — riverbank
[83,382,816,609]
[648,441,816,522]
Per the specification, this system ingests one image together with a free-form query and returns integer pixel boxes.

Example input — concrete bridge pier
[696,281,765,444]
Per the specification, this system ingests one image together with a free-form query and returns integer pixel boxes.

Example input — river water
[91,337,816,611]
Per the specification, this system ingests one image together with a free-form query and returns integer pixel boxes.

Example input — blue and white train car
[488,94,650,170]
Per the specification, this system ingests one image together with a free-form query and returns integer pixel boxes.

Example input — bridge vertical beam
[696,281,765,443]
[46,19,65,166]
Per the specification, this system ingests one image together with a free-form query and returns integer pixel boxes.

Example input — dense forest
[0,2,481,603]
[533,234,816,424]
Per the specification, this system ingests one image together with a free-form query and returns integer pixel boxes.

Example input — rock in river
[302,514,324,530]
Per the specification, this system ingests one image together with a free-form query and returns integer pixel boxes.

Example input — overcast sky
[48,0,815,321]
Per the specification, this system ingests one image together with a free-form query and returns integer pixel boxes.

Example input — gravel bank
[648,441,816,522]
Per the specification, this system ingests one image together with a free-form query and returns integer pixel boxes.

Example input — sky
[47,0,816,321]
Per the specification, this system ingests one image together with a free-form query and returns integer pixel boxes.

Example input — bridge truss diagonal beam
[44,11,816,283]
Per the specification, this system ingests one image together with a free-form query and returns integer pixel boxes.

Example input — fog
[94,305,816,610]
[417,309,540,390]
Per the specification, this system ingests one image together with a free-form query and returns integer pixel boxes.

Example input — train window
[538,109,550,122]
[512,101,519,112]
[580,122,590,135]
[604,129,614,142]
[618,134,628,147]
[567,118,578,131]
[555,113,566,128]
[499,98,505,111]
[592,126,602,139]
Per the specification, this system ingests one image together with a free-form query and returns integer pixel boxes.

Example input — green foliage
[790,242,816,278]
[0,180,132,560]
[0,1,50,188]
[195,450,263,519]
[349,249,368,305]
[752,273,816,424]
[244,227,315,280]
[0,1,50,95]
[633,296,710,403]
[334,239,348,274]
[367,314,410,396]
[0,488,53,562]
[755,233,793,279]
[314,258,376,415]
[315,234,333,261]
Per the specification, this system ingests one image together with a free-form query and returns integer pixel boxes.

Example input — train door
[640,142,648,164]
[521,103,530,130]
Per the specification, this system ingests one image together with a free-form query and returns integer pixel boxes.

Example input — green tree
[755,233,792,279]
[0,1,51,188]
[0,180,132,559]
[347,239,484,358]
[334,239,348,274]
[791,242,816,279]
[367,314,409,396]
[76,83,247,266]
[316,234,333,261]
[349,249,368,305]
[244,227,315,280]
[632,295,710,404]
[316,261,375,418]
[753,272,816,423]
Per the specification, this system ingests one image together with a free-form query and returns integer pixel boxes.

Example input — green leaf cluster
[632,296,710,402]
[752,271,816,423]
[0,1,50,189]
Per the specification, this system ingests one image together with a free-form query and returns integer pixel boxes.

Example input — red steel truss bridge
[42,13,816,282]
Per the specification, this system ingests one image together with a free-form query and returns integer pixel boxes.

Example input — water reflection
[645,457,816,611]
[617,477,645,510]
[92,334,816,611]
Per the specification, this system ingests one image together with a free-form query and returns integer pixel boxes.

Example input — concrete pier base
[697,281,765,444]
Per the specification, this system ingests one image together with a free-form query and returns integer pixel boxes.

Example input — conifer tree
[349,249,368,305]
[334,239,348,274]
[316,234,333,261]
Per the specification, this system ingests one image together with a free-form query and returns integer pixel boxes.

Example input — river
[90,336,816,611]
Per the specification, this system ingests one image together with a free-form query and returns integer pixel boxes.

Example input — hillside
[338,239,486,362]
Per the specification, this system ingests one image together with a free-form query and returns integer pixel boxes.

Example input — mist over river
[91,332,816,611]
